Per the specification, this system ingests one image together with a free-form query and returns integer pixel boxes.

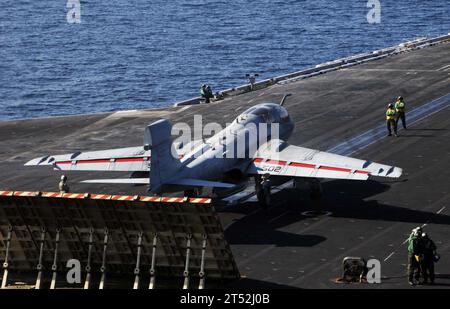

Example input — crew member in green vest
[200,84,214,103]
[420,232,437,285]
[407,227,423,285]
[395,96,407,129]
[386,103,398,137]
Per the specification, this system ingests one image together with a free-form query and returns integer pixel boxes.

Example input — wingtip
[393,167,403,178]
[24,155,54,166]
[369,166,403,178]
[385,166,403,178]
[24,158,41,166]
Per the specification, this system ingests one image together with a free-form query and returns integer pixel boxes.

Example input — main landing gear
[254,176,324,209]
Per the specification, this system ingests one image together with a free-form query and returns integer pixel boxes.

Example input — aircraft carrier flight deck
[0,37,449,289]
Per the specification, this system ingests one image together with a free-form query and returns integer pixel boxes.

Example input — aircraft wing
[246,140,402,180]
[24,146,150,172]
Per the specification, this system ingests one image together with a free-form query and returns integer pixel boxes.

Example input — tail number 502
[261,165,282,173]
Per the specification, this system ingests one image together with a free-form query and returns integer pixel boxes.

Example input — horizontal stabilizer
[25,146,150,172]
[82,178,149,184]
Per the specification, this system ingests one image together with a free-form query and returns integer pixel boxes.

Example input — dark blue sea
[0,0,449,120]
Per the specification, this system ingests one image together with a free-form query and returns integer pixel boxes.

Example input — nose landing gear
[254,176,324,209]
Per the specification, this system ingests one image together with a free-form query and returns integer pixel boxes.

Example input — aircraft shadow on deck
[225,225,326,247]
[318,180,450,226]
[223,179,450,246]
[224,196,327,247]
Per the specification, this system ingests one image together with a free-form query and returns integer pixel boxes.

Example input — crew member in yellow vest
[386,103,398,137]
[395,96,407,129]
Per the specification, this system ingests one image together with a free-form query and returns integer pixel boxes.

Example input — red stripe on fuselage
[255,159,371,176]
[57,161,71,165]
[115,157,146,163]
[266,160,287,165]
[289,162,316,169]
[318,166,352,173]
[289,162,370,175]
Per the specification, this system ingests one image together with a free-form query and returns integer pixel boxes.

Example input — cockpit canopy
[236,103,290,124]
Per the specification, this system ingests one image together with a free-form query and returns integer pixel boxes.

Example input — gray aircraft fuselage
[159,103,294,192]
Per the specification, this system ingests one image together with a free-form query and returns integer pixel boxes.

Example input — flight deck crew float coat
[200,86,214,103]
[386,108,397,120]
[407,234,421,283]
[421,235,437,284]
[386,108,398,136]
[395,100,407,129]
[408,235,421,255]
[395,101,405,113]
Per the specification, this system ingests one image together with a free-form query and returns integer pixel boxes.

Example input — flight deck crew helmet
[61,175,67,181]
[397,96,403,101]
[413,227,422,236]
[388,103,394,108]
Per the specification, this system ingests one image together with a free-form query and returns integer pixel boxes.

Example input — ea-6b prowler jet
[26,95,402,202]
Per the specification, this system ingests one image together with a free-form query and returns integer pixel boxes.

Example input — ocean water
[0,0,449,120]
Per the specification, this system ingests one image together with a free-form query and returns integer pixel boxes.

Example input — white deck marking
[437,64,450,71]
[114,110,138,114]
[176,106,191,113]
[383,252,395,261]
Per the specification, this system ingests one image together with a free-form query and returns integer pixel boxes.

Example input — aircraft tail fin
[144,119,181,194]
